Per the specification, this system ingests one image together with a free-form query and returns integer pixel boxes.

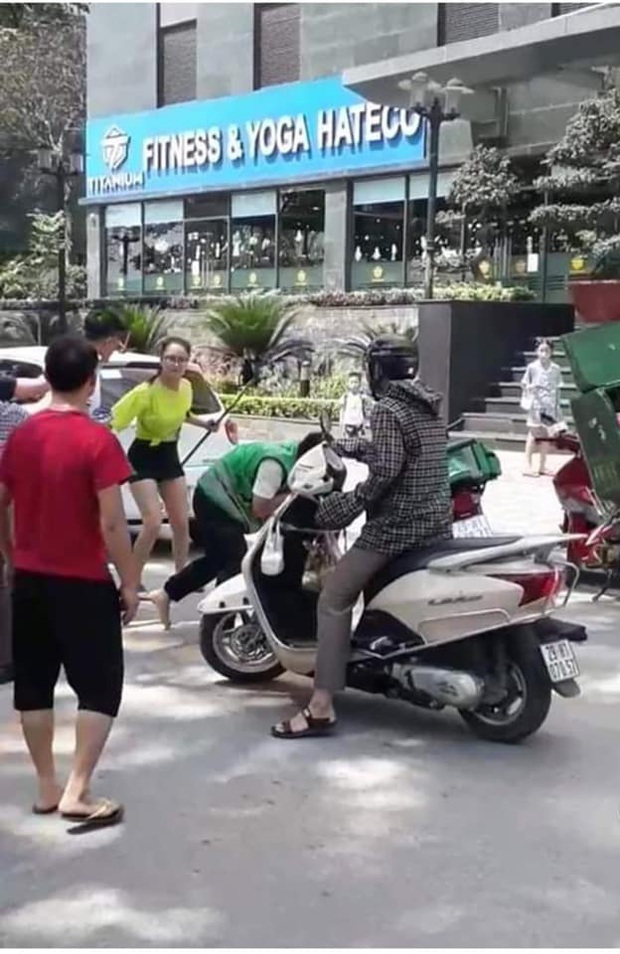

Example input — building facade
[84,1,606,301]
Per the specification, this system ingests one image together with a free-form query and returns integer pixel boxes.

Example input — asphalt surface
[2,452,620,947]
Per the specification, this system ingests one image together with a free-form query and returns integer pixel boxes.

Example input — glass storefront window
[230,191,277,292]
[278,189,325,292]
[143,200,184,295]
[105,204,142,296]
[407,170,461,286]
[352,178,405,289]
[185,219,229,294]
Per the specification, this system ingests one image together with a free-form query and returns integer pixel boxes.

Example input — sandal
[61,799,124,834]
[271,706,337,740]
[32,803,58,816]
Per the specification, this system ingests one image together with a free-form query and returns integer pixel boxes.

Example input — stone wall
[168,303,419,349]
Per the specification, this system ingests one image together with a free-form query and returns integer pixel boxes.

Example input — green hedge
[222,394,338,419]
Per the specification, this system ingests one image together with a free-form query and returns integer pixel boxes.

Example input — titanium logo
[102,125,129,171]
[87,124,145,197]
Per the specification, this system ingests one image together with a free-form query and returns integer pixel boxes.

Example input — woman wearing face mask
[521,338,563,477]
[111,337,214,581]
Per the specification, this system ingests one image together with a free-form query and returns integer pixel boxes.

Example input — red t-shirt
[0,409,131,581]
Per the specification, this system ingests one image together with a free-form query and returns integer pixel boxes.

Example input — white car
[0,346,238,532]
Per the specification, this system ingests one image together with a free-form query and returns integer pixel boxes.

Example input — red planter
[569,280,620,324]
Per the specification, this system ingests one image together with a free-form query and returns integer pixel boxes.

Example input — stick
[181,377,255,467]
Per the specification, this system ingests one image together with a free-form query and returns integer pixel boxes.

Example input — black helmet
[366,335,418,398]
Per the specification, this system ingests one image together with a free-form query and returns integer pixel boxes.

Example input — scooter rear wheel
[200,611,284,683]
[459,628,552,743]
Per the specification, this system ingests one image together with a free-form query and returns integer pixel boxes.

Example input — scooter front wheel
[200,611,284,683]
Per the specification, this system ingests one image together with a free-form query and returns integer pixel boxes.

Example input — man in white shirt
[83,312,129,419]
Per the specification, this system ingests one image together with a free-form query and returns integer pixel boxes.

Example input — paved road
[2,452,620,947]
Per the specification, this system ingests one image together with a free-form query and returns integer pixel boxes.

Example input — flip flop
[271,706,337,740]
[62,799,124,834]
[32,803,58,815]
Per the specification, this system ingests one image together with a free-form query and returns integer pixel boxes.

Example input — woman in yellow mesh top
[111,336,214,582]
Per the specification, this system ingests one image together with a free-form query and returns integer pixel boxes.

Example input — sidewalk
[483,449,566,535]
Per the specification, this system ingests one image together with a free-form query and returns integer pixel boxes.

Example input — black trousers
[164,488,247,603]
[12,571,123,717]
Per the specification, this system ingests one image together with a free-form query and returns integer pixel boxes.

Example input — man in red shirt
[0,336,139,831]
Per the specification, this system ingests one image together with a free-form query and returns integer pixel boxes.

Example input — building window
[438,3,499,44]
[278,189,325,292]
[254,3,300,89]
[158,19,197,106]
[185,194,230,294]
[230,191,277,291]
[407,170,459,286]
[552,3,592,14]
[104,204,142,296]
[143,200,184,294]
[352,178,405,290]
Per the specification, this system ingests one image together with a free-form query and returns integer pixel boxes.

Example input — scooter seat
[364,536,519,605]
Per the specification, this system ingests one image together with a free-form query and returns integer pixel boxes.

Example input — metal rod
[57,166,67,334]
[180,376,256,467]
[424,105,441,300]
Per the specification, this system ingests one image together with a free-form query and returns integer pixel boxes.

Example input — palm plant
[332,319,418,362]
[202,293,313,373]
[102,303,174,354]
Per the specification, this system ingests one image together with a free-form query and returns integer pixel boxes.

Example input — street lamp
[37,141,84,333]
[398,72,473,298]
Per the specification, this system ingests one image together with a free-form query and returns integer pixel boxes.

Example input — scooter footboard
[197,574,250,616]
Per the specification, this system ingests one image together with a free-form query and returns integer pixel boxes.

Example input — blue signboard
[85,75,426,203]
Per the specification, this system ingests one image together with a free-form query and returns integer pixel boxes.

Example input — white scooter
[198,428,587,742]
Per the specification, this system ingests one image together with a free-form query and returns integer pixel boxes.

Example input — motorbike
[546,430,620,599]
[198,421,587,743]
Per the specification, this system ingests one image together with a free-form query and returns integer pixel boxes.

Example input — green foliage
[532,88,620,277]
[437,282,535,302]
[100,303,175,354]
[333,318,418,362]
[202,292,312,365]
[0,212,86,300]
[222,394,337,420]
[449,145,520,212]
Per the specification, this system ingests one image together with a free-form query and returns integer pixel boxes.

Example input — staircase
[452,338,576,450]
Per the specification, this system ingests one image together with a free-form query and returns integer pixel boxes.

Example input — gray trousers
[314,546,390,693]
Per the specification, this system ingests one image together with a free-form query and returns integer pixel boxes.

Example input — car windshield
[100,365,221,415]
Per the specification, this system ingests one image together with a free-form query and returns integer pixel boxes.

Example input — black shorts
[127,438,183,484]
[12,571,124,718]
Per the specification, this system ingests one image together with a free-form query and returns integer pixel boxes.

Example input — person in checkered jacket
[272,335,452,739]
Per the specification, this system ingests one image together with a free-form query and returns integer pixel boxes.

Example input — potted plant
[531,87,620,323]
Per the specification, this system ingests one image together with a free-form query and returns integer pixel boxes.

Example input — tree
[0,4,86,263]
[0,4,87,29]
[530,88,620,277]
[202,294,313,378]
[0,212,86,300]
[438,145,520,279]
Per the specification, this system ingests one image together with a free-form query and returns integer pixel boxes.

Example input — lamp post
[398,73,473,299]
[37,142,83,333]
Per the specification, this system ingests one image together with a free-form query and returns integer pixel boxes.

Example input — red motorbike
[548,431,620,598]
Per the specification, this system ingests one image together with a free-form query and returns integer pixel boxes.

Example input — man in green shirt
[148,433,322,629]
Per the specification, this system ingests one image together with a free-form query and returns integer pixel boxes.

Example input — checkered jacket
[316,380,452,556]
[0,401,28,451]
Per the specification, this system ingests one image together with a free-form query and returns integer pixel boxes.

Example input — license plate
[454,514,493,538]
[540,639,580,682]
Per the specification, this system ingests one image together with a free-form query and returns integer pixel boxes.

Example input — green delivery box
[563,323,620,393]
[571,388,620,505]
[447,437,501,489]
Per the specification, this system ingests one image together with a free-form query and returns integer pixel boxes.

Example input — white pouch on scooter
[261,521,285,576]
